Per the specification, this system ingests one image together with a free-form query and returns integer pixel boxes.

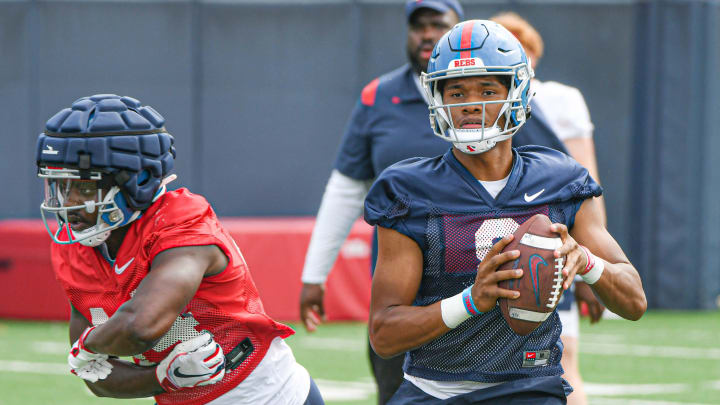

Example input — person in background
[492,11,608,405]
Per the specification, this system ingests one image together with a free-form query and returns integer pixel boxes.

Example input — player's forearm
[84,305,165,356]
[369,303,449,358]
[86,358,163,399]
[590,261,646,320]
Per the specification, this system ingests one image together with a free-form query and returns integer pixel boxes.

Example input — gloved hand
[68,326,113,382]
[156,332,226,392]
[70,359,113,383]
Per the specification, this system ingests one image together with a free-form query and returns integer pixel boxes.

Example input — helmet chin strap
[453,139,498,155]
[77,228,112,247]
[448,126,512,154]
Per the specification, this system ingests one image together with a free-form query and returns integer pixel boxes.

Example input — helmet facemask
[422,63,533,154]
[39,167,141,247]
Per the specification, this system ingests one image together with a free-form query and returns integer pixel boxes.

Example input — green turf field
[0,311,718,404]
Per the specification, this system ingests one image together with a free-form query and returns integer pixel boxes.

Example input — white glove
[71,359,113,383]
[68,326,113,382]
[156,332,226,392]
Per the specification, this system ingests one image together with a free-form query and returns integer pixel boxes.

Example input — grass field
[0,311,718,404]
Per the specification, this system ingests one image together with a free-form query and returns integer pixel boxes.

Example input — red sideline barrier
[0,218,373,323]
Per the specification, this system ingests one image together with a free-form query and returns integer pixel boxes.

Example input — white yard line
[581,333,628,343]
[0,360,69,375]
[585,382,690,396]
[704,380,720,390]
[291,336,366,351]
[31,341,69,354]
[314,379,376,401]
[589,398,716,405]
[581,342,720,360]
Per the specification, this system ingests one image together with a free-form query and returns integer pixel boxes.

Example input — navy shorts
[303,377,325,405]
[387,375,571,405]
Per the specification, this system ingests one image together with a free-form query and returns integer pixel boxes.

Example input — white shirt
[531,79,594,141]
[404,373,502,399]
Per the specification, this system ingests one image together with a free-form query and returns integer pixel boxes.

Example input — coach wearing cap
[299,1,462,403]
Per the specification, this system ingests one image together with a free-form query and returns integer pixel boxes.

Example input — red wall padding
[0,219,372,322]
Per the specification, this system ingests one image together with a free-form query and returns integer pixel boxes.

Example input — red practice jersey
[51,188,294,405]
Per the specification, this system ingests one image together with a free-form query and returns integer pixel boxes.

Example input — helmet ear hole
[87,107,97,128]
[137,170,151,186]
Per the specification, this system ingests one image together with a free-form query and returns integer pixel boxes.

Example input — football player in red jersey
[37,94,324,405]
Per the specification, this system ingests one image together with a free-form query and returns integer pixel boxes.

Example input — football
[497,214,565,336]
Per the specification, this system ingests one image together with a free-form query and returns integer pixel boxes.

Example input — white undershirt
[479,175,510,199]
[404,373,502,400]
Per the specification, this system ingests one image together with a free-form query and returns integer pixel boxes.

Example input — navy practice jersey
[364,146,602,382]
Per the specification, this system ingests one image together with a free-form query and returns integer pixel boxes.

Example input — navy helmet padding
[36,94,176,210]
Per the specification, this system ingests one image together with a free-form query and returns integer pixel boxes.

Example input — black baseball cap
[405,0,464,22]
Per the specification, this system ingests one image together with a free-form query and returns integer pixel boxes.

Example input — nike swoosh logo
[524,189,545,202]
[173,368,212,379]
[114,258,135,275]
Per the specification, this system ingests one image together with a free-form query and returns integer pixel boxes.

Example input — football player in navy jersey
[365,20,646,404]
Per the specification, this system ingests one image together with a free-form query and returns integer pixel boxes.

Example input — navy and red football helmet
[422,20,534,154]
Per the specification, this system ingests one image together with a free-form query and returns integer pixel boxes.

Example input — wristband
[461,286,482,316]
[440,290,470,329]
[578,246,605,285]
[578,245,594,275]
[440,286,485,329]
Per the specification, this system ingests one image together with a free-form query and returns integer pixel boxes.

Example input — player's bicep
[118,245,221,340]
[371,226,424,312]
[571,198,627,263]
